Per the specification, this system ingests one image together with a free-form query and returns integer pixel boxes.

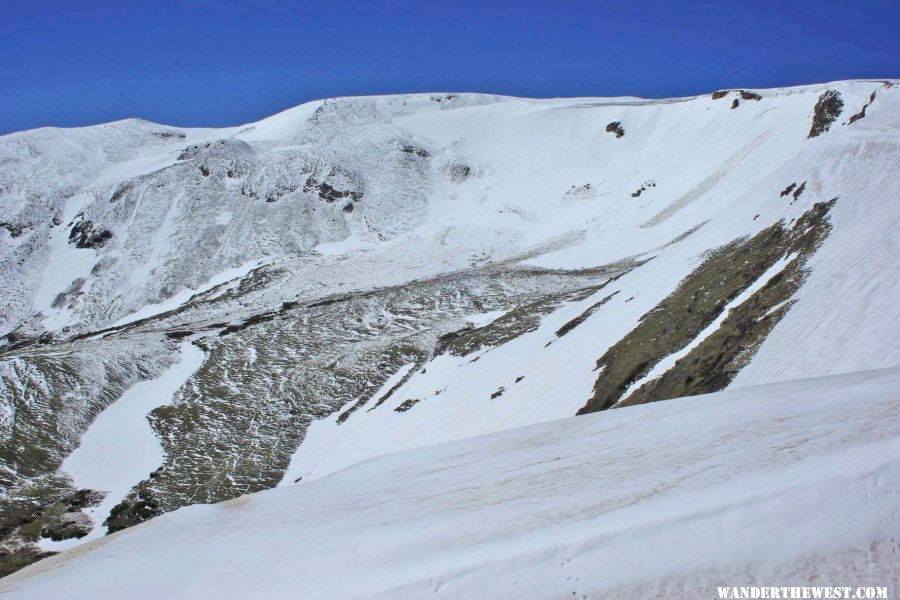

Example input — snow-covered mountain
[2,368,899,598]
[1,80,898,584]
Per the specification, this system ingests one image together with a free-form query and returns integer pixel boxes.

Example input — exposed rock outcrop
[809,90,843,138]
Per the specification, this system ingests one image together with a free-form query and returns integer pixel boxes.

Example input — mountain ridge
[1,78,898,578]
[5,78,894,137]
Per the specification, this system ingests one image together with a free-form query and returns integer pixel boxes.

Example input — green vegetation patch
[0,475,103,577]
[438,285,605,357]
[555,291,620,338]
[579,200,836,414]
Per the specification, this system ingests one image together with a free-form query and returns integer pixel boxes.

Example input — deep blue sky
[2,0,897,134]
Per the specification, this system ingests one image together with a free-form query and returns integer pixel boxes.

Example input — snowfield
[42,339,204,552]
[1,80,899,583]
[3,368,898,599]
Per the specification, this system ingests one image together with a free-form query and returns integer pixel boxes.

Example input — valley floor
[2,367,898,599]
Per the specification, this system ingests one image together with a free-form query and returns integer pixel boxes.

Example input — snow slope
[277,80,900,483]
[3,368,898,599]
[1,80,898,571]
[42,340,204,552]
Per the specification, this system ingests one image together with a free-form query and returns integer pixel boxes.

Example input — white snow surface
[4,80,898,353]
[44,340,204,551]
[32,193,98,330]
[2,81,899,583]
[273,80,900,482]
[109,260,264,327]
[4,367,899,599]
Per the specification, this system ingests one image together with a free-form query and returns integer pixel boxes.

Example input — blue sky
[2,0,897,134]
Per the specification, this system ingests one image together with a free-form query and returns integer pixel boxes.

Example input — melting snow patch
[45,340,205,550]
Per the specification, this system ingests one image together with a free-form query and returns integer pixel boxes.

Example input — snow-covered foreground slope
[3,368,898,599]
[1,80,899,574]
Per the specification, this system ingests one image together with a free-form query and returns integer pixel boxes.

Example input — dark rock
[780,183,797,197]
[343,203,354,213]
[0,545,57,579]
[0,222,25,238]
[41,512,92,541]
[91,257,115,275]
[0,330,39,352]
[739,90,762,101]
[809,90,844,138]
[847,107,867,125]
[165,330,194,340]
[555,291,619,337]
[64,489,104,511]
[430,94,458,103]
[105,486,163,534]
[605,122,625,138]
[152,130,185,140]
[401,143,430,158]
[0,485,104,577]
[847,90,876,126]
[68,217,113,249]
[731,99,740,109]
[178,141,212,161]
[630,181,654,198]
[711,90,730,100]
[51,277,86,309]
[394,399,420,412]
[319,182,348,202]
[579,199,837,414]
[304,178,363,203]
[434,325,475,356]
